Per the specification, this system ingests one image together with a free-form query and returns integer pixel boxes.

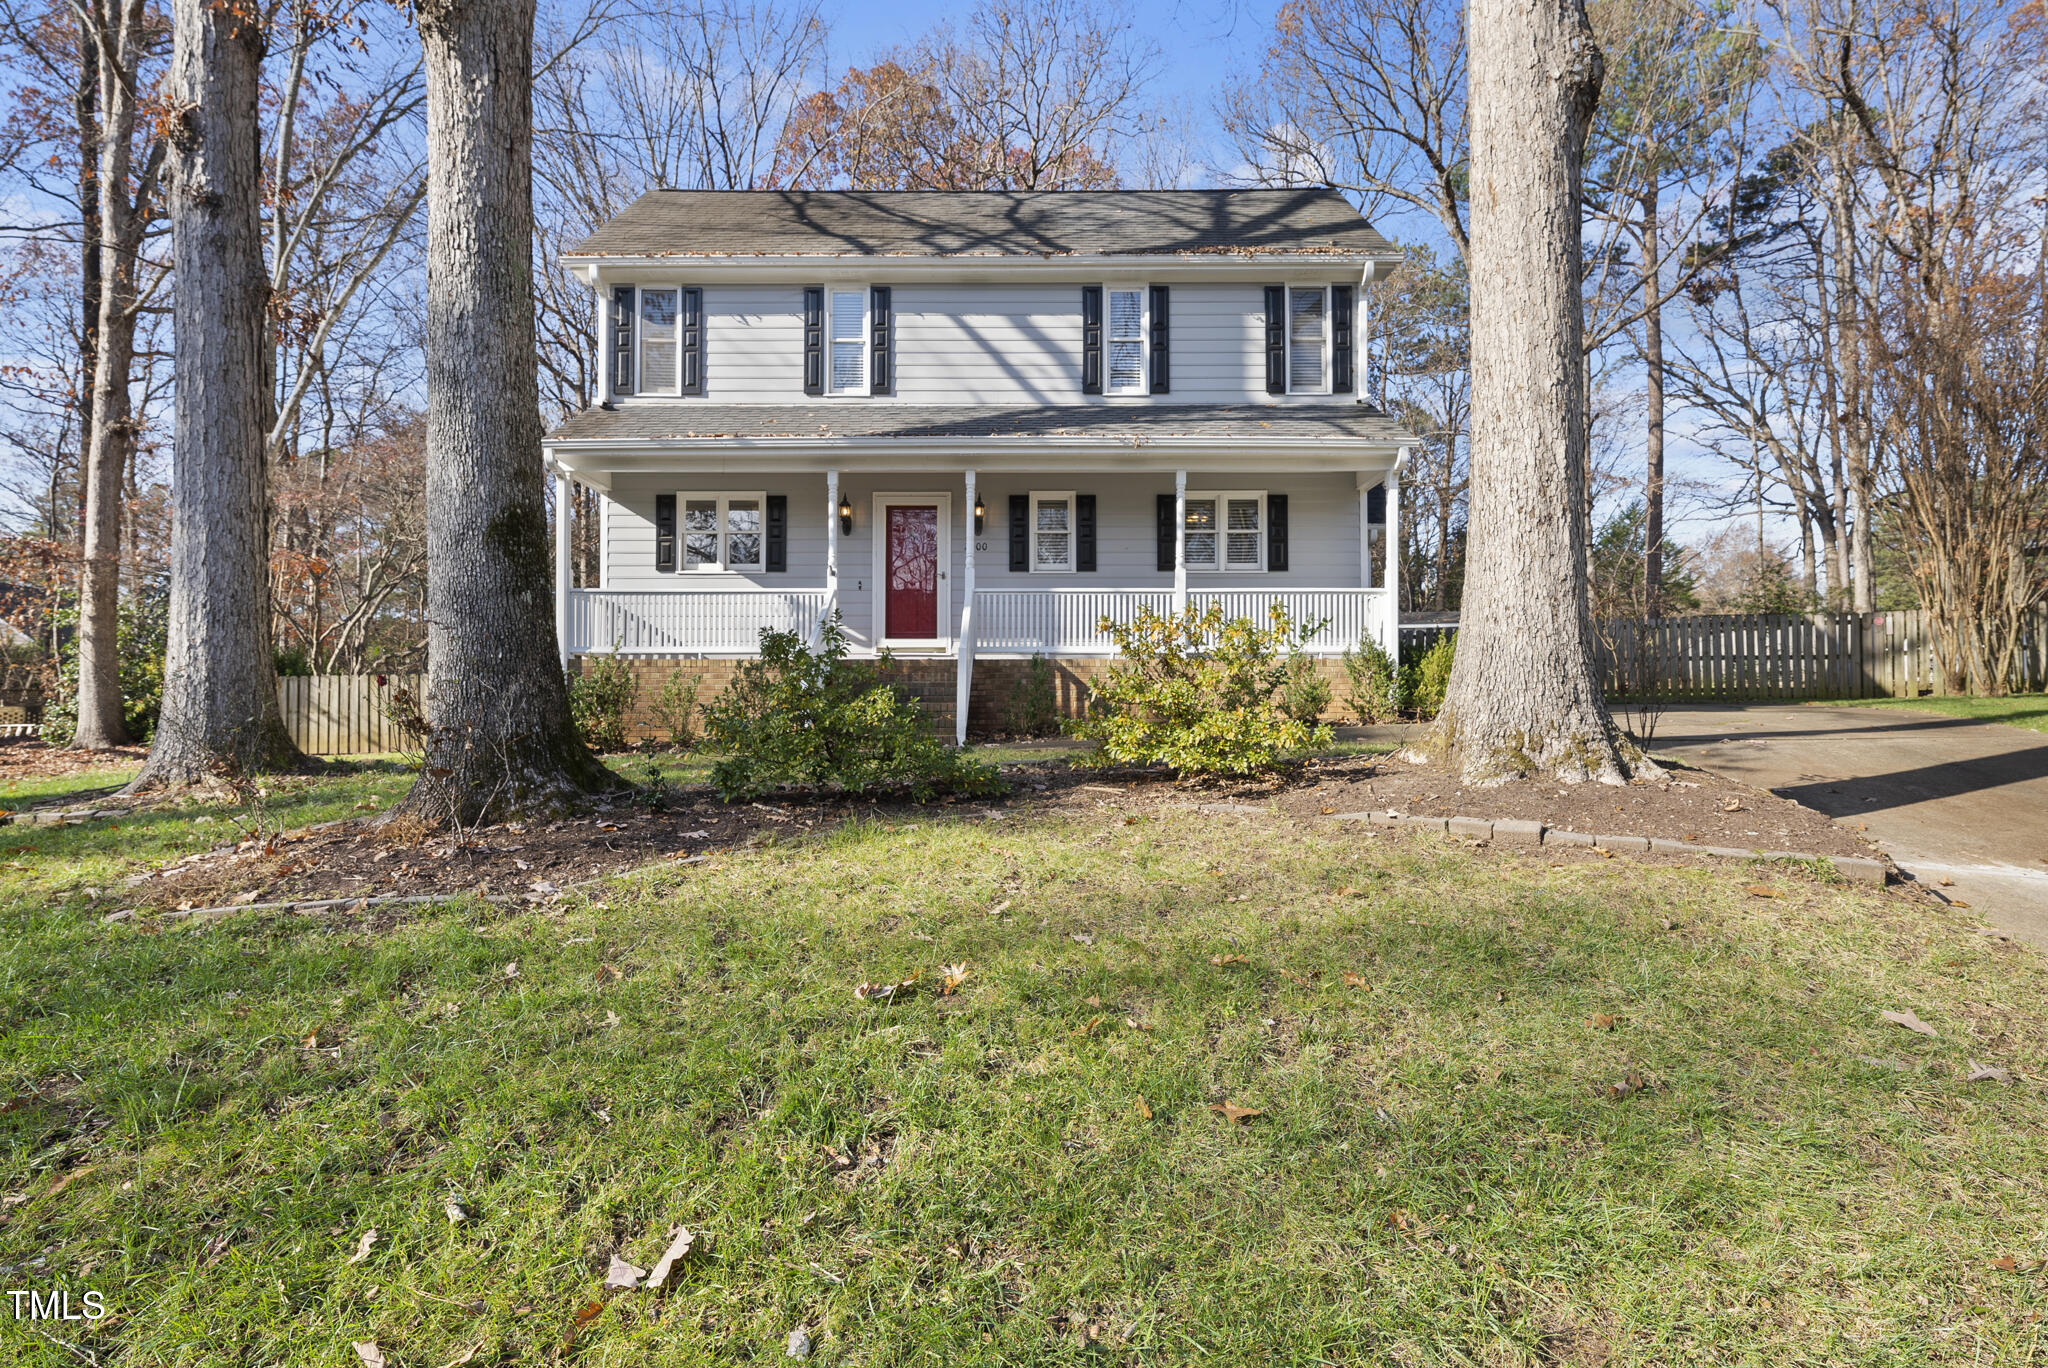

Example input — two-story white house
[542,188,1418,741]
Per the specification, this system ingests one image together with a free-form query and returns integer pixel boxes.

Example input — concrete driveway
[1652,704,2048,949]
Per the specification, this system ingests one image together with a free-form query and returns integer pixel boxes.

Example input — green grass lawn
[1814,693,2048,735]
[3,771,2045,1365]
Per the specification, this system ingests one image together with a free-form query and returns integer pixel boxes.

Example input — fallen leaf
[438,1345,482,1368]
[564,1299,604,1351]
[1071,932,1095,946]
[347,1227,379,1264]
[1605,1071,1650,1099]
[353,1342,387,1368]
[1209,953,1246,966]
[1744,885,1781,899]
[1992,1255,2020,1271]
[605,1254,646,1289]
[989,899,1012,916]
[603,1010,621,1029]
[199,1230,233,1267]
[1948,899,1972,908]
[1590,1013,1617,1031]
[502,960,521,981]
[787,1326,812,1359]
[1966,1060,2012,1084]
[1881,1008,1939,1038]
[44,1165,95,1200]
[853,972,919,1003]
[1938,876,1955,887]
[1387,1208,1412,1231]
[940,962,970,996]
[1334,885,1358,897]
[445,1199,468,1225]
[1134,1095,1152,1120]
[1072,1015,1104,1037]
[1342,971,1371,989]
[1210,1100,1262,1124]
[644,1227,696,1288]
[1124,1017,1153,1031]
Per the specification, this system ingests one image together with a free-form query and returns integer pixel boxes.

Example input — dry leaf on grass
[1387,1208,1412,1231]
[1590,1014,1617,1031]
[644,1227,696,1288]
[347,1228,378,1264]
[605,1254,646,1289]
[853,972,920,1003]
[1744,886,1782,899]
[1071,932,1095,946]
[352,1342,387,1368]
[44,1165,95,1200]
[1992,1255,2021,1271]
[1072,1015,1104,1037]
[1134,1095,1152,1120]
[1083,994,1101,1007]
[1210,1100,1262,1124]
[989,899,1012,916]
[1881,1008,1939,1038]
[939,963,970,996]
[1603,1071,1650,1099]
[1209,953,1246,966]
[438,1345,481,1368]
[564,1299,605,1351]
[444,1199,468,1225]
[1966,1060,2012,1084]
[1342,972,1371,989]
[501,960,521,981]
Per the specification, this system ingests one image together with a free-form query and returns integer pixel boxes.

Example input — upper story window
[828,288,867,394]
[641,288,679,393]
[1185,491,1265,572]
[680,493,763,571]
[611,284,702,398]
[1288,286,1328,394]
[1106,288,1146,394]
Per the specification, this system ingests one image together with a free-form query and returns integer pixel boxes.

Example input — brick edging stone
[1327,810,1889,885]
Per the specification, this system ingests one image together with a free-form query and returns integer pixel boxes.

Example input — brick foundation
[569,655,957,743]
[968,653,1353,736]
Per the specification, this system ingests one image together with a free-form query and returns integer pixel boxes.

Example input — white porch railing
[972,587,1393,656]
[565,588,828,655]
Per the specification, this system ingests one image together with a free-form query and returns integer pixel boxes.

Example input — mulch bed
[124,748,1877,915]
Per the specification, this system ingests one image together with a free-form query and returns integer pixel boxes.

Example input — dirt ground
[121,748,1878,914]
[0,739,145,794]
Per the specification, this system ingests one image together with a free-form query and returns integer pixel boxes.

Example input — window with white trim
[1106,287,1146,393]
[640,287,680,394]
[1184,491,1265,572]
[828,288,866,394]
[678,493,764,571]
[1287,286,1328,394]
[1030,491,1075,573]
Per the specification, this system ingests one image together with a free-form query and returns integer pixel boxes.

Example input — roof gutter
[563,251,1405,286]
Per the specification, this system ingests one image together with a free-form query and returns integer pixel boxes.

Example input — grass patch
[1813,693,2048,735]
[1,778,2045,1364]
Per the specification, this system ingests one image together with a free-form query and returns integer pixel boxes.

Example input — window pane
[1036,499,1069,532]
[1108,339,1144,390]
[1184,499,1216,568]
[1226,498,1262,567]
[830,290,864,340]
[683,499,718,567]
[1109,289,1143,338]
[726,500,761,567]
[641,289,679,393]
[1036,531,1070,570]
[1289,288,1325,391]
[1035,498,1070,571]
[830,340,864,391]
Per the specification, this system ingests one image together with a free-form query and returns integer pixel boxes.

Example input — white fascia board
[569,252,1405,287]
[541,435,1406,477]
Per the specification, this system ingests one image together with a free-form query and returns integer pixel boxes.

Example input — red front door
[885,504,939,640]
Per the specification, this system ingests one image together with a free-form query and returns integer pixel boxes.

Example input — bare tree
[131,0,302,789]
[1437,0,1639,783]
[397,0,611,825]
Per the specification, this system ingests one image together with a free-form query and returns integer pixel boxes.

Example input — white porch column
[1358,474,1375,590]
[554,466,573,668]
[1386,450,1406,661]
[956,469,977,747]
[824,468,840,640]
[1173,469,1188,614]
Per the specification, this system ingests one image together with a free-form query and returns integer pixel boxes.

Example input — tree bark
[1640,185,1664,618]
[128,0,305,791]
[396,0,612,825]
[1436,0,1637,784]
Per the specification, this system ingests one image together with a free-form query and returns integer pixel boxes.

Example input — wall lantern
[838,494,853,536]
[973,494,987,535]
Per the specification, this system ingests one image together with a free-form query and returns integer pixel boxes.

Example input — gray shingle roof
[564,189,1397,260]
[545,403,1415,445]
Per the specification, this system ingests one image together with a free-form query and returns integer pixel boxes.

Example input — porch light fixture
[838,494,853,535]
[973,493,986,534]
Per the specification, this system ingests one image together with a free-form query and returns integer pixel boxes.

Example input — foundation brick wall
[970,652,1355,736]
[569,655,957,743]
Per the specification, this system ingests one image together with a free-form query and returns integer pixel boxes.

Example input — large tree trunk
[129,0,304,792]
[1436,0,1637,785]
[396,0,612,825]
[1641,185,1665,618]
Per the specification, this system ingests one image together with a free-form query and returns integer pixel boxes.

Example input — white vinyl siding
[1106,288,1145,393]
[829,288,866,393]
[1185,491,1265,572]
[1030,491,1075,572]
[1287,287,1327,394]
[639,288,679,394]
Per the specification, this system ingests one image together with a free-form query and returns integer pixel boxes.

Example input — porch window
[828,288,866,393]
[1106,288,1146,393]
[1031,491,1075,573]
[1288,286,1328,394]
[640,287,680,394]
[1184,491,1265,572]
[678,493,764,571]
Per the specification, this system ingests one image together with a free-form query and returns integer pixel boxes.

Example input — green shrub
[1278,652,1332,725]
[1068,601,1333,775]
[700,619,1000,802]
[1005,654,1061,737]
[646,670,703,749]
[1407,632,1456,721]
[1341,635,1400,723]
[43,596,167,746]
[566,651,639,752]
[273,647,314,677]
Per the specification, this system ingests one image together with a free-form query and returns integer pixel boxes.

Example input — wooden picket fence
[277,673,422,756]
[1596,604,2048,700]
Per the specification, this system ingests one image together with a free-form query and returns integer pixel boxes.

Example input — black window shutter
[1080,286,1103,395]
[1268,494,1289,572]
[802,287,824,396]
[1367,482,1386,524]
[1009,494,1029,572]
[765,494,787,572]
[611,285,634,395]
[869,286,892,395]
[1263,285,1287,395]
[1331,285,1355,394]
[1156,493,1175,572]
[1076,494,1097,571]
[680,287,704,396]
[654,493,676,573]
[1148,285,1170,394]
